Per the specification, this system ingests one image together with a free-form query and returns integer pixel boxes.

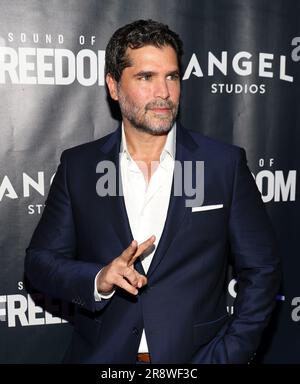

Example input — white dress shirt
[94,123,176,353]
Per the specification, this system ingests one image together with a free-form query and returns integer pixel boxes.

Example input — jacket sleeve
[25,151,110,313]
[192,148,281,364]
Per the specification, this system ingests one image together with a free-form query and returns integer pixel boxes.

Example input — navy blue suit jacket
[25,125,280,363]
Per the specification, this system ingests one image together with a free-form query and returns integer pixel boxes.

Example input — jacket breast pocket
[193,313,229,347]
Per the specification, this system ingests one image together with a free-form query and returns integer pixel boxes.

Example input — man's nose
[153,79,170,99]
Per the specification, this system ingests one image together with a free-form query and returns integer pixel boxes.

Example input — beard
[117,89,179,136]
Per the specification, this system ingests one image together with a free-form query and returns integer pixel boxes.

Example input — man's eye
[139,74,152,80]
[167,74,179,81]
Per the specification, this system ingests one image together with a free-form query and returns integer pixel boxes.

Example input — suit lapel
[147,125,198,277]
[98,127,145,275]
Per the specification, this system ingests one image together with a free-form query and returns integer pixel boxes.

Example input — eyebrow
[134,71,155,78]
[134,70,180,78]
[166,70,180,77]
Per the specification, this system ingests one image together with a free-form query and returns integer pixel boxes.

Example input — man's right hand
[96,235,155,296]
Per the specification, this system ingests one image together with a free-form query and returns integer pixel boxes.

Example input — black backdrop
[0,0,299,363]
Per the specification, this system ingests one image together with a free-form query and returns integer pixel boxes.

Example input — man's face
[106,45,180,135]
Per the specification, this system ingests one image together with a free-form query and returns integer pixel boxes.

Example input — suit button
[132,327,139,335]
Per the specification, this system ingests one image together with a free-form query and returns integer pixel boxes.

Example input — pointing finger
[128,235,156,266]
[120,240,138,262]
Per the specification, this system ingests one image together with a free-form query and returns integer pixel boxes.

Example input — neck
[123,123,169,163]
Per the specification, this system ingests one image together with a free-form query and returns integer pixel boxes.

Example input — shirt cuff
[94,269,116,301]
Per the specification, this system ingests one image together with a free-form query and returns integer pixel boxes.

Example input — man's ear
[106,74,119,101]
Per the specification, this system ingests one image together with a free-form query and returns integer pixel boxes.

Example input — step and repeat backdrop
[0,0,299,363]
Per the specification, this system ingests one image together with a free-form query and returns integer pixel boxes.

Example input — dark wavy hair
[105,19,183,82]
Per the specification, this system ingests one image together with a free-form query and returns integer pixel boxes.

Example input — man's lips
[148,107,171,112]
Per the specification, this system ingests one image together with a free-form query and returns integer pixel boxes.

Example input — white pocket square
[191,204,224,212]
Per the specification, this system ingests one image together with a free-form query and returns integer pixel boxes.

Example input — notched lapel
[97,127,145,275]
[147,126,199,277]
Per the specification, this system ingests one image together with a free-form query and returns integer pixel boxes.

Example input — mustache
[146,100,176,110]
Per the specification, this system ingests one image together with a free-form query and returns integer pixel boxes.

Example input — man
[25,19,280,364]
